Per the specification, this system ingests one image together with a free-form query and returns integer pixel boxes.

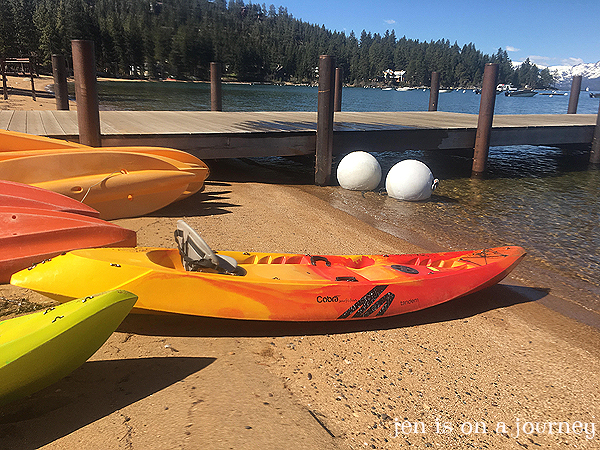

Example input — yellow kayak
[0,151,201,220]
[0,129,210,209]
[10,221,526,321]
[0,290,137,406]
[0,129,84,151]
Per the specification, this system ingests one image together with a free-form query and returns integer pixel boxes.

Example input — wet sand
[1,85,599,449]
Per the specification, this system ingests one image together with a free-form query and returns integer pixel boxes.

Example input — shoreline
[1,84,600,449]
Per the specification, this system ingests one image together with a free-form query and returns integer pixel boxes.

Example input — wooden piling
[29,59,36,101]
[71,40,101,147]
[428,71,440,111]
[52,54,70,110]
[334,67,343,112]
[590,100,600,165]
[567,75,582,114]
[210,62,222,111]
[472,63,499,176]
[1,60,7,100]
[315,55,335,186]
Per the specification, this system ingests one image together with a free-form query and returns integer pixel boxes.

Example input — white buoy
[386,160,439,201]
[336,151,382,191]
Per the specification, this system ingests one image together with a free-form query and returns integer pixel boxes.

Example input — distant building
[383,69,406,83]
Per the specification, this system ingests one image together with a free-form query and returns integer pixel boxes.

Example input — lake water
[95,81,600,312]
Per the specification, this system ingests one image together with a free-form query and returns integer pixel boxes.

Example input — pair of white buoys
[336,151,439,201]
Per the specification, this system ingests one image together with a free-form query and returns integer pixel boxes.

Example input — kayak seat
[174,220,239,274]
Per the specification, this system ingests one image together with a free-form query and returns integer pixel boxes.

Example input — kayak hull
[0,180,100,217]
[0,152,200,219]
[11,246,526,321]
[0,290,137,406]
[0,207,136,283]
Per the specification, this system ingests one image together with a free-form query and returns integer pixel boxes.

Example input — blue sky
[280,0,600,66]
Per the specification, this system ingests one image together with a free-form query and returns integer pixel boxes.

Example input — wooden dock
[0,110,596,159]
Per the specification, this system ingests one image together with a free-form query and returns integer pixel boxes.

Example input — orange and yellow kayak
[10,245,526,321]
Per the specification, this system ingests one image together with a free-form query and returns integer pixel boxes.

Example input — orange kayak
[10,227,526,321]
[0,130,210,217]
[0,151,201,220]
[0,207,136,283]
[0,180,100,217]
[0,129,83,151]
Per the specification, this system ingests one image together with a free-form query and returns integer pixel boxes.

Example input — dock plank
[25,111,46,135]
[51,111,79,137]
[38,110,67,135]
[8,111,28,133]
[0,111,13,130]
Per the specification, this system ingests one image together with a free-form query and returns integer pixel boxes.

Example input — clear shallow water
[94,81,600,307]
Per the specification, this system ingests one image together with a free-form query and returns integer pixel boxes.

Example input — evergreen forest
[0,0,557,88]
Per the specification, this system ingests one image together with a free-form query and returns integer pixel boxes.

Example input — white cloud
[384,19,396,24]
[506,46,520,52]
[528,55,552,65]
[561,57,584,66]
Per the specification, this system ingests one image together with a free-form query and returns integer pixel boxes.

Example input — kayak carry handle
[310,255,331,267]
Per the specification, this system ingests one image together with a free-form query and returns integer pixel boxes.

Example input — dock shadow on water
[118,283,544,338]
[0,357,215,449]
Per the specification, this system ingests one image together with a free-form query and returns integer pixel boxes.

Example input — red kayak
[0,206,136,283]
[0,180,100,218]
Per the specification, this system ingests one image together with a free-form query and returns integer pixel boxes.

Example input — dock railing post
[590,100,600,165]
[567,75,582,114]
[52,54,70,110]
[472,63,499,177]
[72,40,101,147]
[29,58,36,101]
[1,60,7,100]
[315,55,335,186]
[211,62,222,111]
[334,67,343,112]
[428,71,440,111]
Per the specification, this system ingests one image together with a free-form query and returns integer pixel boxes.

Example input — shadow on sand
[0,357,215,449]
[118,283,548,338]
[147,182,240,218]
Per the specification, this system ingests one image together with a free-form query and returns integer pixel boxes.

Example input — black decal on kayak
[374,292,395,316]
[338,285,390,319]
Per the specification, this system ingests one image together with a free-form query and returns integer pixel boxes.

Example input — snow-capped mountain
[547,61,600,90]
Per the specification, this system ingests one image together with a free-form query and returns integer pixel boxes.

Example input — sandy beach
[1,79,599,449]
[0,75,77,111]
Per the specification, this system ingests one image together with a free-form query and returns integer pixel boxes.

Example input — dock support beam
[334,67,343,112]
[71,40,101,147]
[590,100,600,165]
[472,63,499,177]
[429,71,440,111]
[52,54,70,110]
[211,62,222,111]
[567,75,582,114]
[315,55,335,186]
